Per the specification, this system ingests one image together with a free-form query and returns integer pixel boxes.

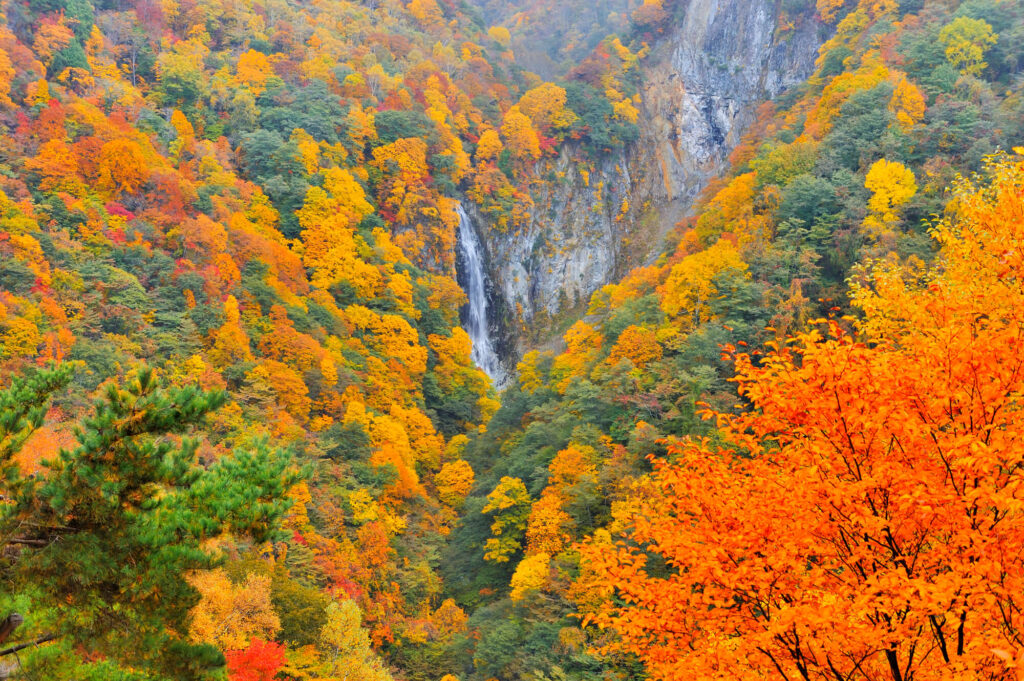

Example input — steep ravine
[467,0,827,377]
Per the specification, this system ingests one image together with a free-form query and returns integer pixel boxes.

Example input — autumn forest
[0,0,1023,678]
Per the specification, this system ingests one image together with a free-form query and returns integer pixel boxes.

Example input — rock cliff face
[467,0,827,377]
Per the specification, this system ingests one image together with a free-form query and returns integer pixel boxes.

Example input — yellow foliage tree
[551,320,602,392]
[208,295,253,366]
[346,304,428,377]
[659,239,749,328]
[428,328,487,399]
[189,569,280,651]
[487,26,511,48]
[939,16,997,77]
[509,552,550,601]
[435,459,475,508]
[298,168,380,294]
[518,83,577,131]
[1,317,41,359]
[864,158,917,240]
[347,102,378,151]
[32,19,73,67]
[292,128,321,175]
[694,172,757,242]
[318,600,393,681]
[516,350,548,394]
[156,39,210,107]
[888,77,926,131]
[482,477,532,563]
[866,158,917,216]
[501,106,541,161]
[475,129,503,163]
[806,52,889,138]
[612,98,640,124]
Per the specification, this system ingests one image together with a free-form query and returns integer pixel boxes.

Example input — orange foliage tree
[605,325,662,369]
[99,138,150,195]
[817,0,847,23]
[0,48,14,107]
[579,153,1024,681]
[235,49,275,95]
[25,139,82,192]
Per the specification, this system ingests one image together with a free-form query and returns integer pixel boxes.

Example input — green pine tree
[1,367,299,680]
[0,364,73,492]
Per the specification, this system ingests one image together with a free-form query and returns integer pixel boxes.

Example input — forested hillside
[446,0,1024,680]
[0,0,1023,679]
[0,0,639,675]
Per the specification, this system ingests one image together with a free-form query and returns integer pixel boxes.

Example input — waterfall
[455,204,501,381]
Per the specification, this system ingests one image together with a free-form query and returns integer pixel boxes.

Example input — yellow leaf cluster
[659,239,748,326]
[189,569,280,651]
[435,459,475,508]
[509,552,550,601]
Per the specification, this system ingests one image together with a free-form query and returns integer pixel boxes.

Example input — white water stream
[455,204,501,381]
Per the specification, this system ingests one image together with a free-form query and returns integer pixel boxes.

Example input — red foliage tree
[225,638,287,681]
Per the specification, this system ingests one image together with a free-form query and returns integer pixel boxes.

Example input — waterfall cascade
[455,204,502,381]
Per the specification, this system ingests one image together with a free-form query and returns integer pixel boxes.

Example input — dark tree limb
[3,539,48,547]
[0,633,57,657]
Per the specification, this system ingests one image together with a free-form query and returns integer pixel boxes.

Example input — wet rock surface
[472,0,826,375]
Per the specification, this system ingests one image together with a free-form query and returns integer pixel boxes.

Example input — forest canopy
[0,0,1023,679]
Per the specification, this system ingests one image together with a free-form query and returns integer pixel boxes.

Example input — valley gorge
[3,0,1023,677]
[466,0,827,374]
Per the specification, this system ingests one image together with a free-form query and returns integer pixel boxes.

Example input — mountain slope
[441,0,1024,679]
[0,0,1022,679]
[0,0,635,675]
